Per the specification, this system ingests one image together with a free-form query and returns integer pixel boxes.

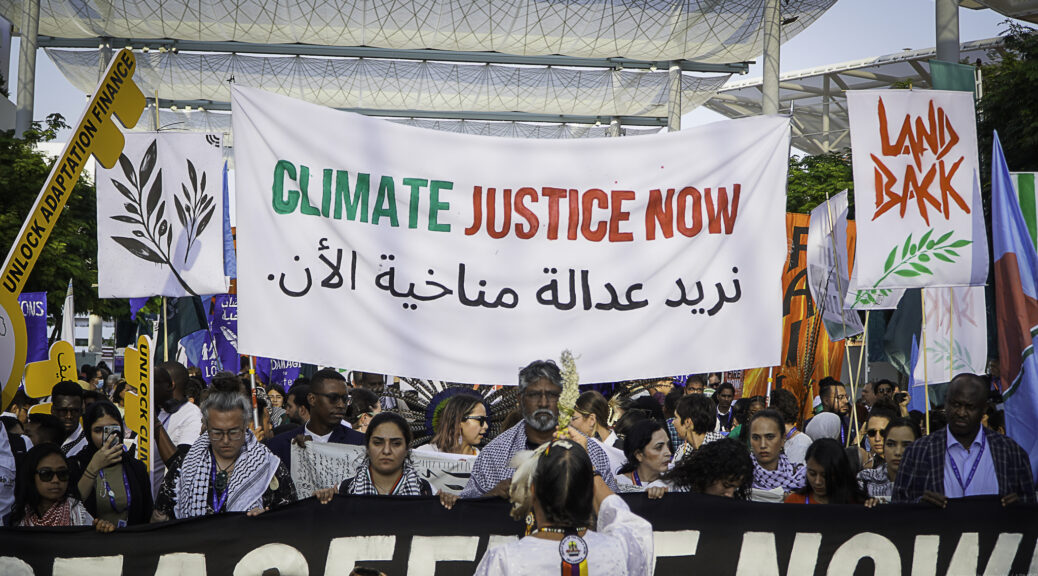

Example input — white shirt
[304,424,333,444]
[474,495,653,576]
[0,422,16,526]
[615,473,670,493]
[152,402,204,498]
[414,443,479,460]
[784,431,813,466]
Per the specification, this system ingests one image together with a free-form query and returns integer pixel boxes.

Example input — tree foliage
[979,22,1038,176]
[786,151,854,215]
[0,114,131,320]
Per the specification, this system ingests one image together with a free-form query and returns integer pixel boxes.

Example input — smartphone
[894,392,908,404]
[103,425,121,448]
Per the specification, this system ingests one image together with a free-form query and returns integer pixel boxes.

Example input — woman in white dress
[414,393,488,459]
[474,436,653,576]
[569,391,625,474]
[614,420,671,498]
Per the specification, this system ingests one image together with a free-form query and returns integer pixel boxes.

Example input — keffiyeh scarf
[752,453,806,492]
[23,499,72,526]
[345,462,427,496]
[174,431,279,518]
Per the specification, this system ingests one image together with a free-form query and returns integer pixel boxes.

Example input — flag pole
[949,290,955,381]
[248,355,261,426]
[162,296,169,362]
[921,289,930,434]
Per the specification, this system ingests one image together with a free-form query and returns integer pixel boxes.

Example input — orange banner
[742,213,857,420]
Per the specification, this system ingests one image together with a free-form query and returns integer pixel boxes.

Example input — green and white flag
[1011,172,1038,250]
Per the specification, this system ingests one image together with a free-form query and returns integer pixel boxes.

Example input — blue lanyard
[98,467,131,513]
[948,432,987,494]
[210,461,230,513]
[785,426,797,441]
[632,470,642,487]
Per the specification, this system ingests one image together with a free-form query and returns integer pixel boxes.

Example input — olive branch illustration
[850,287,894,309]
[108,139,214,296]
[872,229,972,288]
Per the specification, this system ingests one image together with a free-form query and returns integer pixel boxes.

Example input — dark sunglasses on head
[463,415,488,426]
[36,468,70,482]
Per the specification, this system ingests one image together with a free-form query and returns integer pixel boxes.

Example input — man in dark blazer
[893,373,1034,506]
[265,368,364,472]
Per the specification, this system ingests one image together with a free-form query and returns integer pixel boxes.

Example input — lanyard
[210,461,230,513]
[948,432,987,494]
[632,470,642,487]
[98,467,131,513]
[720,409,733,429]
[785,426,797,441]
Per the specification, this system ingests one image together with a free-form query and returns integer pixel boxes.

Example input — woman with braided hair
[474,435,653,575]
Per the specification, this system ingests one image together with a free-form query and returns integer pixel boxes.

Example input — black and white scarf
[174,431,279,518]
[344,462,427,496]
[751,453,806,492]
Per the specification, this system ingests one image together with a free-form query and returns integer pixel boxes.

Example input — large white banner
[913,286,987,384]
[848,90,987,291]
[232,86,789,385]
[97,133,228,297]
[806,191,863,340]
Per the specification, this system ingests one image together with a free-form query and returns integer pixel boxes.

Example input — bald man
[893,373,1034,506]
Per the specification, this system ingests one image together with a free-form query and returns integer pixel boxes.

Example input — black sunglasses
[36,468,70,482]
[313,392,350,405]
[463,415,489,426]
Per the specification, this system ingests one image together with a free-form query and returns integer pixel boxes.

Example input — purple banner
[209,294,239,374]
[254,357,301,391]
[18,292,47,363]
[180,329,220,384]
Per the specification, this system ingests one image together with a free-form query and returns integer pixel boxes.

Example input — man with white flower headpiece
[460,360,617,498]
[474,437,652,575]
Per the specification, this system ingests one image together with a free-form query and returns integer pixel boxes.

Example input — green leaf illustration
[873,229,973,289]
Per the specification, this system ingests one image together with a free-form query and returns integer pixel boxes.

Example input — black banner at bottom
[0,494,1036,575]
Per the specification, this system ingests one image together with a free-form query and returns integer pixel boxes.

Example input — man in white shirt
[51,381,88,457]
[151,362,204,495]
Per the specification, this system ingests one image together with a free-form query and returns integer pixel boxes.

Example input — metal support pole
[936,0,960,63]
[608,117,621,137]
[761,0,781,116]
[822,75,831,153]
[667,61,681,131]
[14,0,39,137]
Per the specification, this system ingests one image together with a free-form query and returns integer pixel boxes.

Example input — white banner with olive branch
[96,133,228,297]
[848,90,988,290]
[913,286,987,384]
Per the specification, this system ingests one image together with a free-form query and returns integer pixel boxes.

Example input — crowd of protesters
[0,358,1032,573]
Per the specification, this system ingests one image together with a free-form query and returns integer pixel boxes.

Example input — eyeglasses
[314,392,350,405]
[867,429,884,438]
[523,390,561,402]
[36,468,70,482]
[463,415,488,426]
[209,427,245,441]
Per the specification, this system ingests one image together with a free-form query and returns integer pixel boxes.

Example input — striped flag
[1011,172,1038,249]
[993,134,1038,482]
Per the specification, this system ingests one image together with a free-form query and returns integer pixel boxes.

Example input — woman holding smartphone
[72,401,153,526]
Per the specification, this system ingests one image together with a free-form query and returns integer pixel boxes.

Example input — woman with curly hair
[665,437,754,499]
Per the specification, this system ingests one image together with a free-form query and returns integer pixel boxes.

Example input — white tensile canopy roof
[961,0,1038,24]
[703,38,1006,155]
[4,0,836,62]
[45,49,731,118]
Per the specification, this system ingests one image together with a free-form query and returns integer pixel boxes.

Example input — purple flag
[180,329,220,384]
[18,292,47,363]
[209,294,239,374]
[129,297,150,322]
[253,357,301,391]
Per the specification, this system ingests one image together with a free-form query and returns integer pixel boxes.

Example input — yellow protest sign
[27,403,51,415]
[123,335,152,472]
[22,340,77,399]
[0,48,145,408]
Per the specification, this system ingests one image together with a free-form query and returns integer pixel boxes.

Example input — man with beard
[50,381,87,457]
[265,369,364,474]
[459,360,617,498]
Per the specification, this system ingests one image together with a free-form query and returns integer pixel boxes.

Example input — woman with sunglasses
[859,417,923,506]
[71,402,153,526]
[850,404,898,473]
[415,394,488,459]
[11,444,115,531]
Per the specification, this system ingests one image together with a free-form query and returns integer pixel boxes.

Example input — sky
[5,0,1024,141]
